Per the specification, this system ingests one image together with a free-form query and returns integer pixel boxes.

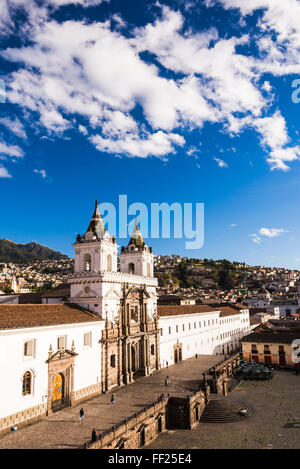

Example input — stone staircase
[200,395,254,423]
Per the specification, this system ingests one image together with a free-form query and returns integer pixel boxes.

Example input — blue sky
[1,0,300,268]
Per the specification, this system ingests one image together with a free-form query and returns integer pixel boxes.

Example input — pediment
[104,288,121,299]
[74,287,98,298]
[46,349,78,363]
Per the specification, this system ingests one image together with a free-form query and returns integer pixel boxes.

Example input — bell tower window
[129,263,135,274]
[84,253,91,271]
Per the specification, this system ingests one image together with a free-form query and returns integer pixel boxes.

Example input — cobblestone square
[147,371,300,449]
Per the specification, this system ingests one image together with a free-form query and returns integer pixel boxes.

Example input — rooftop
[0,304,103,330]
[157,304,217,317]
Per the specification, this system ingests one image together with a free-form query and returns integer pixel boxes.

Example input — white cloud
[250,234,261,244]
[34,169,47,178]
[78,125,88,136]
[0,142,24,158]
[259,227,288,238]
[0,117,27,139]
[214,157,228,168]
[0,2,300,169]
[90,130,185,158]
[0,166,12,178]
[230,223,237,227]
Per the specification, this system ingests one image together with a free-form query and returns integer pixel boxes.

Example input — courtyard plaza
[0,354,220,449]
[147,370,300,450]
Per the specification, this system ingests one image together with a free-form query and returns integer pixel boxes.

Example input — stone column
[117,339,123,386]
[128,343,134,382]
[145,339,151,375]
[123,340,129,385]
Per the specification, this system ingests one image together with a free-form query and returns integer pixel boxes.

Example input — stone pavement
[147,370,300,450]
[0,354,220,449]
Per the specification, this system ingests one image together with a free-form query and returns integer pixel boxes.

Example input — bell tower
[69,200,118,315]
[74,200,117,274]
[119,219,154,277]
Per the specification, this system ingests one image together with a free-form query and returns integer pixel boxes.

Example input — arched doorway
[52,373,66,412]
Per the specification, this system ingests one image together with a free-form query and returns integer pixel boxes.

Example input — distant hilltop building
[0,201,251,434]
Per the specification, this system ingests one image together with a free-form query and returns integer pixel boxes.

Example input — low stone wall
[86,397,168,449]
[0,403,47,435]
[207,353,241,396]
[72,382,102,404]
[87,386,209,449]
[167,387,209,430]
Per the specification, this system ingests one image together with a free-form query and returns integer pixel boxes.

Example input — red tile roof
[218,307,243,317]
[157,305,216,317]
[0,304,103,330]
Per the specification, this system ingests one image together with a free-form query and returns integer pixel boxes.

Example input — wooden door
[264,355,272,364]
[174,349,178,363]
[53,373,64,401]
[279,354,286,365]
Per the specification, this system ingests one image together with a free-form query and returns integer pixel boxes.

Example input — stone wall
[86,387,209,449]
[0,403,47,435]
[207,353,241,396]
[86,397,168,449]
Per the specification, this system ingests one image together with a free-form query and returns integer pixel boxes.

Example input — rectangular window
[169,326,171,334]
[84,332,92,347]
[110,355,116,367]
[176,325,179,333]
[151,344,155,355]
[57,336,66,350]
[24,340,34,357]
[182,324,185,331]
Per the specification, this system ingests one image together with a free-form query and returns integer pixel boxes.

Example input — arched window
[128,263,135,274]
[107,254,112,271]
[84,253,91,271]
[22,371,32,396]
[147,263,151,276]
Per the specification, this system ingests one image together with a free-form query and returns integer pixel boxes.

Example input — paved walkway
[0,355,220,449]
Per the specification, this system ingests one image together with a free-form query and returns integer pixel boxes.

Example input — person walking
[111,392,116,404]
[166,361,168,368]
[195,353,198,359]
[91,428,97,443]
[79,407,84,423]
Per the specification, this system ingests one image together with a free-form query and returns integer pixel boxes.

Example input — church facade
[68,201,160,391]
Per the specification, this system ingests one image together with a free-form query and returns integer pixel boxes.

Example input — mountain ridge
[0,239,69,263]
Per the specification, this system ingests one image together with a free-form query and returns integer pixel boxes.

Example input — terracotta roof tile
[157,305,216,317]
[0,304,103,330]
[241,330,300,344]
[218,307,243,317]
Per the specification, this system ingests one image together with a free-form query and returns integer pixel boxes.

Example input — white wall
[159,309,250,368]
[0,321,104,419]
